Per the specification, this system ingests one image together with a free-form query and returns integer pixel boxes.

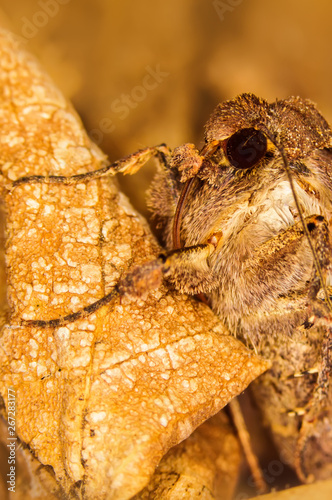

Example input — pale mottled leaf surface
[134,411,241,500]
[251,478,332,500]
[0,29,270,499]
[0,416,61,500]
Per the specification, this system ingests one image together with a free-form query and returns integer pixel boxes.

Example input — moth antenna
[20,288,120,328]
[268,132,332,313]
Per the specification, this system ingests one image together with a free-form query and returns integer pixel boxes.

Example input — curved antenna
[267,131,332,313]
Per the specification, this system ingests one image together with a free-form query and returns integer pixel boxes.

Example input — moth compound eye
[226,127,267,169]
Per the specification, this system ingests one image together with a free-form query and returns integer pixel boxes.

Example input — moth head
[173,93,332,249]
[173,93,332,309]
[205,93,331,161]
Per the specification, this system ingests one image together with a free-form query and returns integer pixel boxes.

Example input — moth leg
[295,326,332,483]
[240,215,332,482]
[234,215,332,318]
[19,243,215,328]
[305,215,332,308]
[229,398,268,494]
[12,144,171,187]
[287,215,332,482]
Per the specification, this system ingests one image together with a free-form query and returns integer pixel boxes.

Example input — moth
[14,93,332,483]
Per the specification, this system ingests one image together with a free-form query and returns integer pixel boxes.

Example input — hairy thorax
[159,161,332,336]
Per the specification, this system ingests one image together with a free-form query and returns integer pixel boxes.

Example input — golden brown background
[1,1,332,497]
[1,0,332,213]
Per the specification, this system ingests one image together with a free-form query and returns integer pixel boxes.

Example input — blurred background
[0,1,332,497]
[1,0,332,214]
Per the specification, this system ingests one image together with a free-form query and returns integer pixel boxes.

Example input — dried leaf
[0,29,269,499]
[134,411,241,500]
[251,478,332,500]
[0,416,61,499]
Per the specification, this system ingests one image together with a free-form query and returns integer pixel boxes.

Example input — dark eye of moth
[226,127,267,169]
